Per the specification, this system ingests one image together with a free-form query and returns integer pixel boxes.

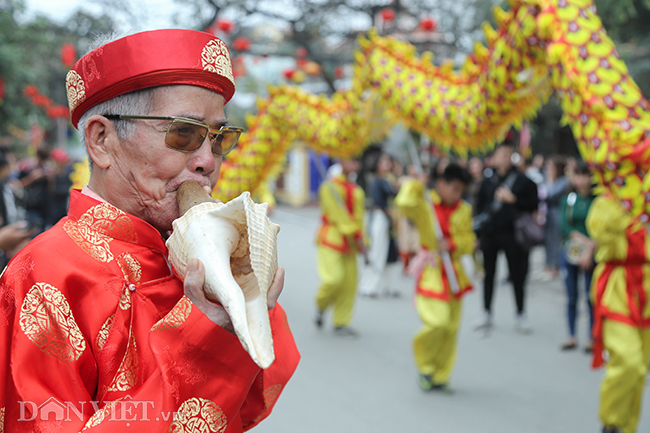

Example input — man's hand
[0,222,35,253]
[495,186,516,204]
[183,259,286,331]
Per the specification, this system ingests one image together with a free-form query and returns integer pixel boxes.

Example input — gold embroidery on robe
[118,284,132,311]
[6,255,35,285]
[96,314,114,350]
[282,313,292,335]
[201,39,235,85]
[117,253,142,283]
[82,399,120,430]
[169,398,227,433]
[151,297,192,332]
[79,203,138,243]
[0,406,5,433]
[107,332,138,392]
[19,283,87,363]
[263,384,282,407]
[252,384,283,423]
[64,219,114,263]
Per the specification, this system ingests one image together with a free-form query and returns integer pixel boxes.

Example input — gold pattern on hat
[201,39,235,85]
[19,282,87,363]
[66,70,86,112]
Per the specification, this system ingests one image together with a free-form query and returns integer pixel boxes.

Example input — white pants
[359,209,401,296]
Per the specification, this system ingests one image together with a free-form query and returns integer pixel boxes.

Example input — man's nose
[188,137,217,175]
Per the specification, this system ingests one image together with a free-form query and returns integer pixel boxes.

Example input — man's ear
[85,115,117,169]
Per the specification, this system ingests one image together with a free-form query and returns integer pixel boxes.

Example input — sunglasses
[104,115,244,156]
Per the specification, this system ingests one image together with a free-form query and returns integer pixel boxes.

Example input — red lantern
[296,47,308,59]
[302,61,321,76]
[420,17,437,32]
[33,94,53,108]
[61,43,77,68]
[380,8,396,21]
[232,56,247,79]
[334,66,344,79]
[216,19,234,33]
[233,37,251,52]
[47,105,69,119]
[23,84,39,97]
[283,69,296,80]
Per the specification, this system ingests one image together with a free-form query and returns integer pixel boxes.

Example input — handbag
[514,212,544,251]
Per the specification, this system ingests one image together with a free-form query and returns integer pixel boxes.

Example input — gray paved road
[254,205,650,433]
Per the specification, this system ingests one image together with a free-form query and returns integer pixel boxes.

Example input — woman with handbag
[559,162,596,352]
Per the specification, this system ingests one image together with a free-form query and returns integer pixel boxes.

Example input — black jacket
[476,167,539,236]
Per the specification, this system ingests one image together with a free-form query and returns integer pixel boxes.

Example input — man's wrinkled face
[107,85,226,233]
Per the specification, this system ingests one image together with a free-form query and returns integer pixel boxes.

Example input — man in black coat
[474,143,539,332]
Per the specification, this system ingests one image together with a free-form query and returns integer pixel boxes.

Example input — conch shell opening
[166,181,280,369]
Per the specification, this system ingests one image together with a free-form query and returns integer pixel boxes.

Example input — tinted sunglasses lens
[212,131,240,156]
[166,120,207,151]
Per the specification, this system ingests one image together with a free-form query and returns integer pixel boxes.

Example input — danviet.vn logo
[17,396,167,423]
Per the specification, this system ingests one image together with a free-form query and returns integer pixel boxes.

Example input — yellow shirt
[395,179,475,300]
[586,194,650,366]
[316,175,366,254]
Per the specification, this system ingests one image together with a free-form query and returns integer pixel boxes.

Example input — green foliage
[594,0,650,42]
[0,0,116,146]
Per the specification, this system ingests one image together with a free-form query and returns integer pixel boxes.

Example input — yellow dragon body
[71,0,650,218]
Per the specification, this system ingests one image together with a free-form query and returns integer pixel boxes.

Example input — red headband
[66,29,235,128]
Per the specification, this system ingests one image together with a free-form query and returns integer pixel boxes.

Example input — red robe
[0,190,300,432]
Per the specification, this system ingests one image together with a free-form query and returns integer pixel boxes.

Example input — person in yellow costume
[395,163,475,391]
[315,158,367,337]
[586,194,650,433]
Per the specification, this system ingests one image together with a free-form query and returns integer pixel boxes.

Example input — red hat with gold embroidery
[66,29,235,129]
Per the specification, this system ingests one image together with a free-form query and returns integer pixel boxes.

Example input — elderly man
[0,29,299,432]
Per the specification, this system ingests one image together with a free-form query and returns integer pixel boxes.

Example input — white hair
[76,32,157,163]
[77,88,157,148]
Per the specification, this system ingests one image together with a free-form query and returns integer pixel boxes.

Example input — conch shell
[166,181,280,369]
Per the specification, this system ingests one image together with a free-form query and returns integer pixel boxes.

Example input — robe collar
[68,189,169,255]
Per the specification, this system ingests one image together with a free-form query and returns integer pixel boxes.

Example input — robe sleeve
[394,179,435,249]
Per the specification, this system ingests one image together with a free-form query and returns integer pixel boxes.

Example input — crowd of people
[0,27,645,433]
[316,144,595,341]
[313,142,646,433]
[0,145,74,267]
